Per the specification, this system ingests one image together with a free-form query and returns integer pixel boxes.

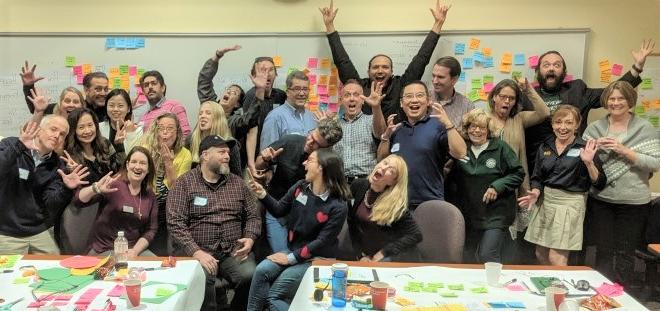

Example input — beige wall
[2,0,659,190]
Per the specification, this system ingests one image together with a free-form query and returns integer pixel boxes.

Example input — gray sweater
[583,114,660,204]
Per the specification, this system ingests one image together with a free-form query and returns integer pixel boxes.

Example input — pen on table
[502,278,517,286]
[144,267,169,271]
[0,269,13,274]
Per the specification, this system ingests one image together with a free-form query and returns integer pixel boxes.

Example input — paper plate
[141,283,179,299]
[60,256,101,269]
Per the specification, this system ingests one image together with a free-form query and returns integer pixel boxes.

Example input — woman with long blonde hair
[186,101,241,175]
[346,154,422,262]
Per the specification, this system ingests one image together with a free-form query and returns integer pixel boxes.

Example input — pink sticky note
[307,57,319,69]
[308,74,317,85]
[317,85,328,95]
[27,301,46,308]
[319,95,329,103]
[528,55,539,69]
[107,284,125,297]
[563,74,574,83]
[129,65,138,76]
[328,102,338,112]
[596,282,624,297]
[76,74,84,85]
[51,301,70,306]
[483,82,494,93]
[611,64,623,76]
[505,283,526,291]
[73,65,83,75]
[54,294,73,300]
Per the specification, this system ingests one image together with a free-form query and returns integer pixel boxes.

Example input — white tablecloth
[0,258,205,311]
[290,265,648,310]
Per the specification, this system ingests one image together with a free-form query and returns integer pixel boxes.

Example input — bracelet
[632,64,643,73]
[92,182,101,194]
[445,125,455,131]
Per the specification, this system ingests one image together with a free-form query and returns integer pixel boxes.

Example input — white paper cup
[545,286,567,311]
[558,299,580,311]
[484,262,502,286]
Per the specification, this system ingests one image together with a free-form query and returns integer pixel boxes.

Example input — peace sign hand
[114,121,127,145]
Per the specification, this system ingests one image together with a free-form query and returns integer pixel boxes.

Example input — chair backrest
[336,219,356,260]
[59,202,99,255]
[645,196,660,243]
[413,200,465,263]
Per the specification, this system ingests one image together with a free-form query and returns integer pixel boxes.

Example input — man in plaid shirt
[167,135,261,311]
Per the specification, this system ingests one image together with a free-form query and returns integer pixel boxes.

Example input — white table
[0,257,205,310]
[291,261,648,310]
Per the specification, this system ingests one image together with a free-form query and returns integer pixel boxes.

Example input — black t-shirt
[268,134,309,200]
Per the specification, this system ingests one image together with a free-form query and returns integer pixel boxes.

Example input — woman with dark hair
[247,148,350,311]
[99,89,143,155]
[583,81,660,283]
[347,154,423,262]
[74,146,158,257]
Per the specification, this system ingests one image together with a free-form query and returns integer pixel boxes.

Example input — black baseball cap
[199,135,236,156]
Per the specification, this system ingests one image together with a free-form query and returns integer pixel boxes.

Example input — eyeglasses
[157,127,177,134]
[402,92,427,100]
[289,87,310,94]
[497,94,516,102]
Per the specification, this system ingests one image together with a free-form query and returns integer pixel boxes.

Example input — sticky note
[484,57,494,68]
[319,75,329,85]
[109,67,120,78]
[468,38,480,50]
[599,59,611,72]
[648,116,659,127]
[488,302,508,308]
[473,51,485,63]
[428,282,444,288]
[73,65,83,75]
[129,65,137,76]
[328,102,338,112]
[137,68,145,76]
[482,47,492,57]
[641,78,653,90]
[76,75,84,85]
[405,286,421,292]
[468,90,480,102]
[511,71,523,80]
[82,64,92,75]
[287,67,297,76]
[65,56,76,67]
[470,287,488,294]
[459,72,466,82]
[105,38,115,48]
[483,82,494,93]
[272,55,282,67]
[505,302,526,308]
[331,67,338,76]
[317,85,328,95]
[635,105,646,116]
[479,89,488,101]
[328,76,338,86]
[471,78,482,90]
[611,64,623,76]
[454,43,465,55]
[462,58,474,69]
[514,53,525,65]
[307,57,318,69]
[308,74,317,85]
[308,102,319,112]
[600,72,611,83]
[483,75,494,84]
[440,291,458,298]
[119,65,129,75]
[13,277,30,284]
[127,38,138,48]
[115,37,127,48]
[501,53,513,65]
[320,57,331,69]
[528,55,540,68]
[499,63,512,73]
[505,283,526,291]
[328,85,338,96]
[136,38,145,48]
[422,287,438,293]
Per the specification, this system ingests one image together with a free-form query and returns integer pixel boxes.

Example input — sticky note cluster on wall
[105,37,146,49]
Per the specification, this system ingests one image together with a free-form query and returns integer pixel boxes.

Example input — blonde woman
[347,154,422,262]
[27,87,85,125]
[141,112,192,255]
[186,101,241,175]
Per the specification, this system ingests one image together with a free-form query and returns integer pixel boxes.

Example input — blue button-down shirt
[260,102,318,150]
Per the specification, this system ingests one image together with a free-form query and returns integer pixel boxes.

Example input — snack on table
[394,296,415,306]
[581,294,623,310]
[346,283,371,299]
[161,256,177,268]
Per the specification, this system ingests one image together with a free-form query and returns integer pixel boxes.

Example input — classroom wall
[2,0,659,191]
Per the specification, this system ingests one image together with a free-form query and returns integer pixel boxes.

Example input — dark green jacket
[455,138,524,229]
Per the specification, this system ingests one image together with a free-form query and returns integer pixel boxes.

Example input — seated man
[139,70,191,136]
[377,80,467,210]
[167,135,260,311]
[0,116,89,254]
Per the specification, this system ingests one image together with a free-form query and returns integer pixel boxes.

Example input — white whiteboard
[0,29,588,137]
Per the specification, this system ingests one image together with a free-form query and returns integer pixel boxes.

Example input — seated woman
[347,154,422,262]
[520,105,606,266]
[98,89,143,156]
[247,148,350,311]
[186,101,241,175]
[454,109,525,263]
[74,146,157,257]
[141,112,192,255]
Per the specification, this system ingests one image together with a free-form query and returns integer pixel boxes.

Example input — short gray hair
[317,118,343,146]
[40,114,69,133]
[286,70,309,89]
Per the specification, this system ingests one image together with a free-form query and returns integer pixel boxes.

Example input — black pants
[464,228,507,263]
[202,253,257,311]
[589,197,649,286]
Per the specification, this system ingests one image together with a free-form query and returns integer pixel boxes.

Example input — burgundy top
[75,180,158,254]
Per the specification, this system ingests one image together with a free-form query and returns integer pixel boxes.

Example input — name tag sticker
[566,148,581,157]
[18,168,29,180]
[193,196,208,206]
[296,194,308,205]
[122,205,134,213]
[391,143,400,153]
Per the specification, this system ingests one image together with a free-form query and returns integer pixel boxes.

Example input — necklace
[129,184,143,220]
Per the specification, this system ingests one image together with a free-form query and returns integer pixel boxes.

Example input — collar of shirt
[31,147,52,166]
[305,183,330,202]
[284,101,306,114]
[341,111,364,123]
[403,115,431,127]
[198,168,228,190]
[435,89,457,106]
[149,97,167,111]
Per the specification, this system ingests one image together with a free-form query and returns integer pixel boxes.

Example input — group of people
[0,1,658,310]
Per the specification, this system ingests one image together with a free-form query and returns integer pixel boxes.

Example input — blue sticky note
[136,38,145,48]
[105,37,115,48]
[454,43,465,55]
[473,51,485,63]
[320,102,328,111]
[115,37,127,49]
[484,57,494,68]
[459,72,466,82]
[488,302,508,308]
[126,38,137,48]
[462,58,474,69]
[506,302,526,308]
[514,53,526,65]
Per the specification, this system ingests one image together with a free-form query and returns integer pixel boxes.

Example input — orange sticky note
[308,102,319,112]
[82,64,93,75]
[328,76,338,86]
[134,75,142,85]
[479,89,487,101]
[319,75,329,85]
[598,59,610,72]
[320,58,331,69]
[501,53,513,65]
[499,63,512,73]
[330,67,338,76]
[651,99,660,110]
[309,95,319,103]
[109,67,120,78]
[328,85,338,96]
[482,47,492,57]
[469,38,480,50]
[273,55,282,67]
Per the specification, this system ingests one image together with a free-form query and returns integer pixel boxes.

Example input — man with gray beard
[167,135,261,311]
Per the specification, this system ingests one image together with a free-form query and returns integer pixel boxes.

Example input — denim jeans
[266,212,289,253]
[246,259,311,311]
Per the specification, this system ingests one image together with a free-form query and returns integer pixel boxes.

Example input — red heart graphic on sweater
[294,187,302,198]
[300,245,311,258]
[316,211,329,223]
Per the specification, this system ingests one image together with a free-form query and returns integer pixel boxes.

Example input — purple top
[75,180,158,254]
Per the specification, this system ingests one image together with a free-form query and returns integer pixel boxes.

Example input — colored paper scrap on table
[483,82,494,93]
[470,286,488,293]
[440,291,459,298]
[499,63,512,73]
[488,302,508,308]
[471,78,482,90]
[454,43,465,55]
[482,47,492,57]
[458,72,466,82]
[14,277,30,284]
[501,53,513,65]
[119,65,129,75]
[135,282,187,304]
[596,282,624,297]
[319,57,331,69]
[511,71,523,80]
[462,58,473,69]
[38,267,71,281]
[60,256,100,269]
[319,75,329,85]
[307,57,318,69]
[483,74,494,84]
[611,63,623,76]
[528,55,539,68]
[65,56,76,67]
[105,37,115,48]
[272,55,282,67]
[473,51,485,63]
[483,57,494,68]
[468,38,480,50]
[505,301,526,308]
[641,78,653,90]
[599,59,611,72]
[468,90,480,102]
[505,283,526,291]
[514,53,525,65]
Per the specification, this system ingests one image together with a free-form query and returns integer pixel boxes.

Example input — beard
[537,70,566,93]
[210,162,230,175]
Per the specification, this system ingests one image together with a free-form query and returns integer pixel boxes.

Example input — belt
[346,174,368,183]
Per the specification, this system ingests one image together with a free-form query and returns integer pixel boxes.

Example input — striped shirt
[334,113,377,177]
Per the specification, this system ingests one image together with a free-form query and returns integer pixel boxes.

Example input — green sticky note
[287,67,299,76]
[113,77,121,86]
[635,106,646,115]
[38,268,71,281]
[641,78,653,90]
[483,75,494,84]
[137,68,146,76]
[119,64,129,75]
[422,286,438,293]
[13,277,30,284]
[471,78,483,90]
[470,286,488,293]
[156,287,175,296]
[408,281,424,287]
[65,56,76,67]
[440,291,458,297]
[448,284,464,290]
[511,71,523,80]
[405,286,420,292]
[648,116,659,127]
[468,90,480,102]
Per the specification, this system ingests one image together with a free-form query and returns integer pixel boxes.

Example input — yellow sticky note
[499,63,512,73]
[320,57,331,69]
[482,47,492,57]
[501,53,513,65]
[479,89,487,101]
[599,59,610,72]
[109,67,120,78]
[319,75,329,85]
[135,75,142,85]
[82,64,93,75]
[273,55,282,67]
[469,38,480,50]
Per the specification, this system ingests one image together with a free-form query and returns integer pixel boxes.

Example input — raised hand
[515,77,530,92]
[260,147,284,163]
[247,169,267,198]
[19,122,40,150]
[318,0,339,32]
[96,171,120,194]
[382,114,402,140]
[632,39,655,70]
[312,109,336,121]
[58,164,90,190]
[580,139,597,164]
[123,120,138,133]
[60,150,80,171]
[360,81,385,108]
[27,88,50,113]
[517,189,540,210]
[250,63,269,90]
[482,187,498,203]
[20,61,45,86]
[430,102,453,128]
[430,0,451,31]
[214,45,241,59]
[160,142,174,165]
[114,121,127,145]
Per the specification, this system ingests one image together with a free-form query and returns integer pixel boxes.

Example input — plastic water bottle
[114,231,128,270]
[331,269,347,307]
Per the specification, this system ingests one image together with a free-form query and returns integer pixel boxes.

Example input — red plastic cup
[124,278,142,309]
[370,281,389,310]
[544,286,567,311]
